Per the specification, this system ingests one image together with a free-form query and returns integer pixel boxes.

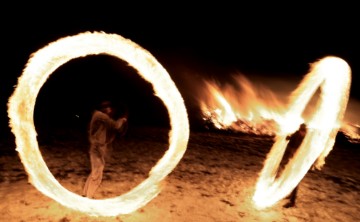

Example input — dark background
[1,4,358,142]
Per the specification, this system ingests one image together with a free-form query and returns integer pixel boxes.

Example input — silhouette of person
[82,100,127,198]
[279,123,307,208]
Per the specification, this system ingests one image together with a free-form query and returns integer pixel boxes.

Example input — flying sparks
[7,32,189,216]
[252,56,351,209]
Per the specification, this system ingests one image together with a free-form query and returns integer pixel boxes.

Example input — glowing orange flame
[200,75,286,135]
[7,32,189,216]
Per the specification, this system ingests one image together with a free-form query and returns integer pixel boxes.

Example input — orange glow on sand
[7,32,190,216]
[200,56,351,209]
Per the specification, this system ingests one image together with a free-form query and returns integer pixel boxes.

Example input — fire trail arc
[7,32,190,216]
[252,56,351,209]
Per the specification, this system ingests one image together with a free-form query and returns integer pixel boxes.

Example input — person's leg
[83,146,105,198]
[283,185,298,208]
[289,185,298,203]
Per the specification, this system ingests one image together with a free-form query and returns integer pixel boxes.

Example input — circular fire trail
[252,56,351,209]
[7,32,189,216]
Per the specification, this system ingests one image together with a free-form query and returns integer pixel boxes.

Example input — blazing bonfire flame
[200,74,287,136]
[7,32,189,216]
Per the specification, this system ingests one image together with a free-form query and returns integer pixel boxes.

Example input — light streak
[7,32,189,216]
[252,56,351,209]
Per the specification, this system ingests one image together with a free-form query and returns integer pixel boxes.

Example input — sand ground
[1,126,360,222]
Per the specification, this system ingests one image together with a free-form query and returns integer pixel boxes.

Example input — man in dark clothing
[279,123,307,208]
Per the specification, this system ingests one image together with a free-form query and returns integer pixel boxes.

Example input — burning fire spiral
[252,56,351,209]
[7,32,189,216]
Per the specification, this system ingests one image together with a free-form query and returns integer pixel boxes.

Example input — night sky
[1,5,358,140]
